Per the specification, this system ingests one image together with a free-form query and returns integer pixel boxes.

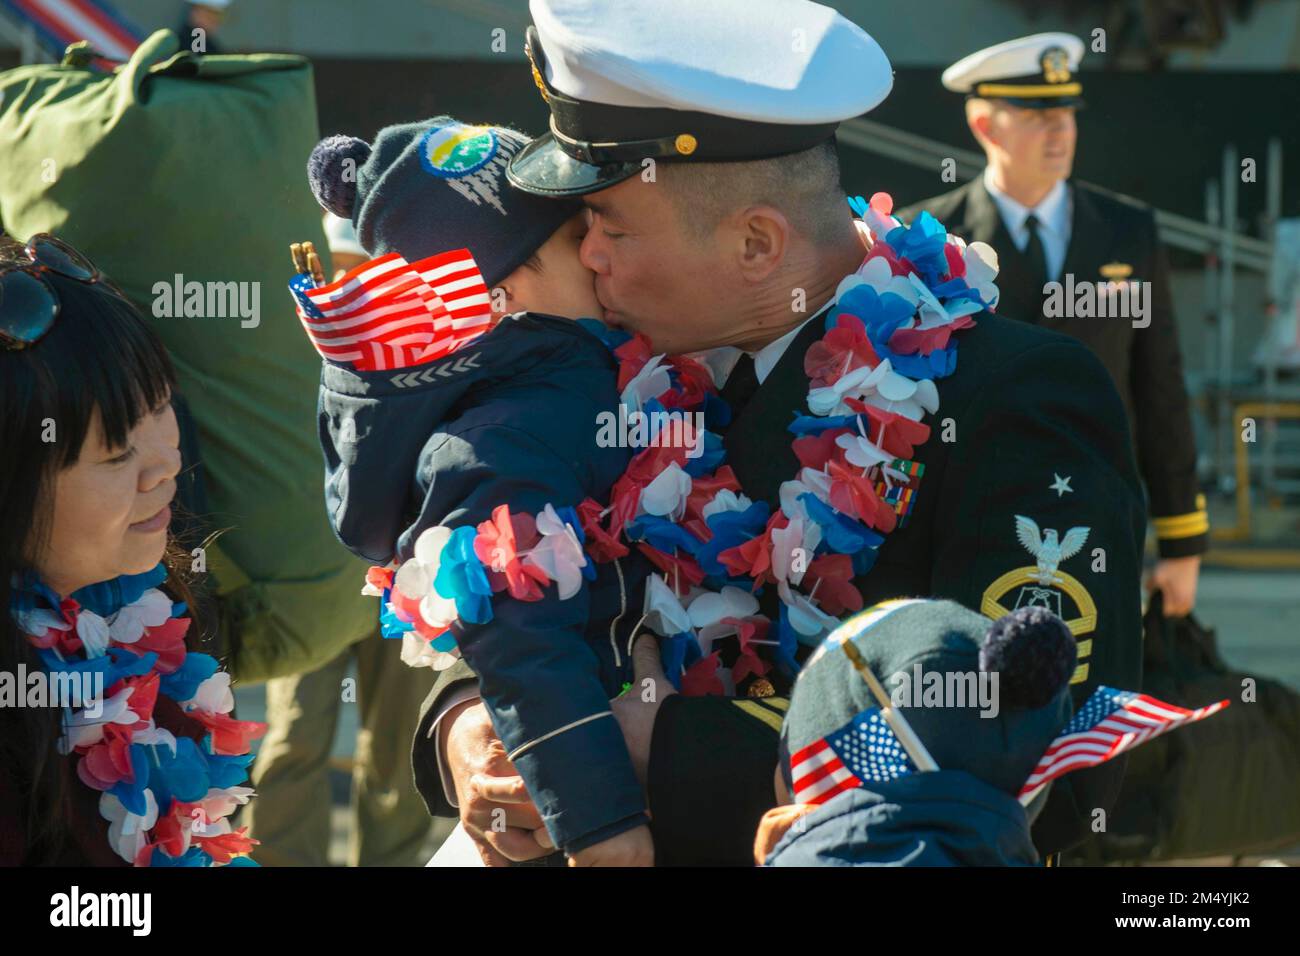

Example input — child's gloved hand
[566,824,655,867]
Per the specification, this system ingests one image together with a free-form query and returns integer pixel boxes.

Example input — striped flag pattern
[289,248,493,372]
[790,707,916,805]
[2,0,141,62]
[1018,685,1229,803]
[787,685,1228,810]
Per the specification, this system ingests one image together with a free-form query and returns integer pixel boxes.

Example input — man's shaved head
[659,140,852,248]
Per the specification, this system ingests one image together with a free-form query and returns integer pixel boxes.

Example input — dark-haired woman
[0,235,264,866]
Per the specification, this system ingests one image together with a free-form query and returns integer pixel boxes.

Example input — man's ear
[734,205,790,282]
[969,111,994,149]
[967,98,1000,152]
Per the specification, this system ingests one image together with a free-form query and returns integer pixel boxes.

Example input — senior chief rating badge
[981,514,1096,686]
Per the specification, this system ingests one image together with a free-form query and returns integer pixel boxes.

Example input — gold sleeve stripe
[1069,662,1090,685]
[759,696,789,713]
[733,700,784,732]
[1153,508,1209,527]
[975,82,1082,97]
[1152,510,1210,539]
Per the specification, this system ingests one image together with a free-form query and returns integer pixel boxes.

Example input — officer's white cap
[942,32,1085,102]
[508,0,894,195]
[531,0,893,125]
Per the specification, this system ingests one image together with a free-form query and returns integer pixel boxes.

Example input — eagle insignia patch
[982,513,1096,685]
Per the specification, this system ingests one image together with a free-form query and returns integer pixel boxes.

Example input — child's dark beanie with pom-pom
[307,117,582,285]
[781,599,1078,797]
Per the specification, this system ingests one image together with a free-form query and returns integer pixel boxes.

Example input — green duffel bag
[0,30,376,682]
[1074,592,1300,862]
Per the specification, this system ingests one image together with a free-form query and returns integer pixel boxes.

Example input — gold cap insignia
[1100,261,1133,280]
[1041,47,1071,85]
[674,133,698,156]
[526,43,550,104]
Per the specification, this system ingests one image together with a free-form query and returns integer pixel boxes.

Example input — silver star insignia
[1049,473,1073,497]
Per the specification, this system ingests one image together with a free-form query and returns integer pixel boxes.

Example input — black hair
[0,238,179,861]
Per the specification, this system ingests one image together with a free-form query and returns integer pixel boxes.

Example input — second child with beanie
[299,117,655,865]
[753,599,1227,866]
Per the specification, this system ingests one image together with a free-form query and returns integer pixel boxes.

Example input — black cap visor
[506,132,642,197]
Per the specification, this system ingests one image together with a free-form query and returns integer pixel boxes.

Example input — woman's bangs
[42,277,177,461]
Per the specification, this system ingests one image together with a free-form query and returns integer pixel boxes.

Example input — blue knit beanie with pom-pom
[780,599,1078,799]
[307,118,581,285]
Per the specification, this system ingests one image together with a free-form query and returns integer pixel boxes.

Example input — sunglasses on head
[0,234,111,350]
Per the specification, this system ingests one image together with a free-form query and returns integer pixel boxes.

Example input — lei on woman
[10,563,265,866]
[366,193,1000,694]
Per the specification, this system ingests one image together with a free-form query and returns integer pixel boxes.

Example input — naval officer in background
[902,33,1208,618]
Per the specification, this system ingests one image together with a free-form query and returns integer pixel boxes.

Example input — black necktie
[1023,212,1050,289]
[720,352,759,416]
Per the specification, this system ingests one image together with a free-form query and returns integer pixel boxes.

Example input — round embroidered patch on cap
[418,123,500,178]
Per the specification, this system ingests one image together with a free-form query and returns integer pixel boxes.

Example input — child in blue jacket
[301,118,653,864]
[756,600,1226,866]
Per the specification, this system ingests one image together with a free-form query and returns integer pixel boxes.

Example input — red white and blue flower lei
[10,563,266,866]
[367,194,1000,694]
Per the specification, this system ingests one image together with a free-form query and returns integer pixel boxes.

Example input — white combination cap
[507,0,894,196]
[941,32,1085,108]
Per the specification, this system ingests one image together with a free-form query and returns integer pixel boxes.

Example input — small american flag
[2,0,141,64]
[790,707,917,805]
[289,248,493,372]
[1019,685,1229,803]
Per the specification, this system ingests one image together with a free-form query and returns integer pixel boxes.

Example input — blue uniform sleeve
[417,423,648,852]
[931,337,1146,855]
